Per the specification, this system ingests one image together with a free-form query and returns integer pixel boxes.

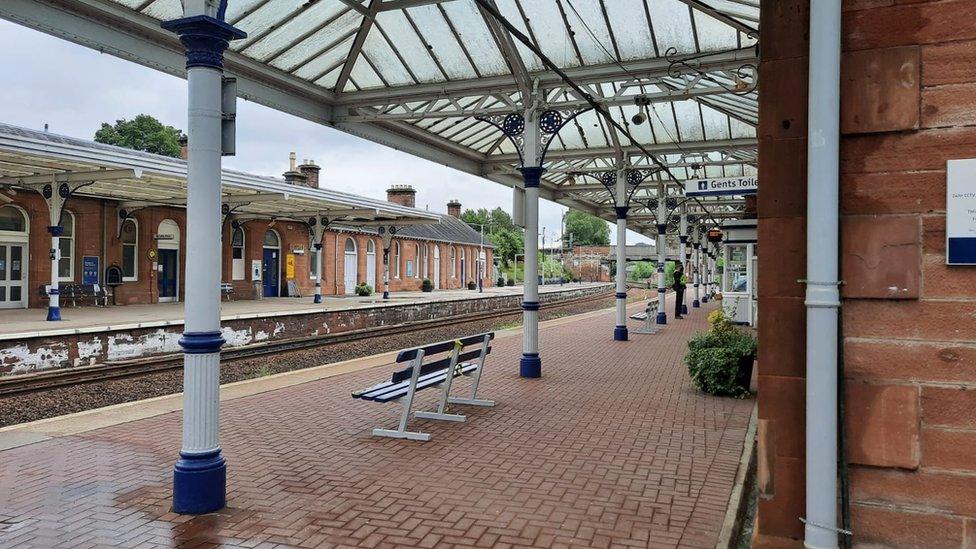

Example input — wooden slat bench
[39,283,108,307]
[352,332,495,441]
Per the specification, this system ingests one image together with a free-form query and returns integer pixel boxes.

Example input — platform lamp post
[161,5,245,515]
[476,105,593,377]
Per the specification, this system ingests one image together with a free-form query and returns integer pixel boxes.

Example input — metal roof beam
[335,48,757,107]
[484,138,756,163]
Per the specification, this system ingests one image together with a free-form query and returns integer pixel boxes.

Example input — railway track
[0,290,615,397]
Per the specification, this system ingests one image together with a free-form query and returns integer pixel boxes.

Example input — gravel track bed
[1,294,624,427]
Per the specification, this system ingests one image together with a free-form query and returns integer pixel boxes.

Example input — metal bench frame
[363,333,495,441]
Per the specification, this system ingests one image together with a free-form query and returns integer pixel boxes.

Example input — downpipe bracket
[799,279,844,309]
[800,517,853,538]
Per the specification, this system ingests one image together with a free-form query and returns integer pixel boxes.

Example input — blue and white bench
[352,332,495,441]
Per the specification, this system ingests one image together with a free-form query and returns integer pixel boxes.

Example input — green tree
[94,114,185,158]
[461,207,524,265]
[564,210,610,246]
[629,261,656,281]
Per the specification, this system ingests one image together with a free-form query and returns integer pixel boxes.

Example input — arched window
[0,206,27,232]
[394,242,401,278]
[367,239,375,253]
[422,243,429,279]
[451,247,456,278]
[121,218,138,281]
[231,226,245,280]
[345,237,356,253]
[264,230,280,248]
[58,211,75,281]
[415,244,421,278]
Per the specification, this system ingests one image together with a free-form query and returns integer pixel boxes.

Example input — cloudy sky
[0,20,652,245]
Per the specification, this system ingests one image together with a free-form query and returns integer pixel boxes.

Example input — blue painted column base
[313,294,322,304]
[383,291,390,300]
[693,299,701,308]
[47,305,61,321]
[519,353,541,378]
[681,304,689,315]
[614,325,628,341]
[656,311,667,325]
[702,294,709,303]
[173,449,226,514]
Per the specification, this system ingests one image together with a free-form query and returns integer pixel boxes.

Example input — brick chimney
[283,152,308,186]
[298,158,320,188]
[387,185,416,208]
[179,135,188,160]
[447,199,461,218]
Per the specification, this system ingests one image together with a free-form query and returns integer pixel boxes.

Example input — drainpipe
[804,1,841,547]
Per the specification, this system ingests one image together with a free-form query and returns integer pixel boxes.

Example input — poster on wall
[82,256,99,285]
[946,159,976,265]
[286,253,296,278]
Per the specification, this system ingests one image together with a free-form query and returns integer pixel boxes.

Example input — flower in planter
[684,309,756,397]
[421,278,433,292]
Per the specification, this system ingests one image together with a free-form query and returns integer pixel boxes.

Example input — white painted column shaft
[182,65,223,455]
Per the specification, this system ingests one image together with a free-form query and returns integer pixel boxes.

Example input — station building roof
[0,0,759,237]
[0,122,440,227]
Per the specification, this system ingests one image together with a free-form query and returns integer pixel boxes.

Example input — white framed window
[394,242,401,278]
[414,244,421,278]
[121,218,138,281]
[451,247,456,278]
[58,211,75,281]
[232,227,245,280]
[422,243,429,279]
[310,247,320,280]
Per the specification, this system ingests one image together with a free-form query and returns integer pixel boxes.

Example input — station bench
[352,332,495,441]
[38,283,109,307]
[221,282,234,301]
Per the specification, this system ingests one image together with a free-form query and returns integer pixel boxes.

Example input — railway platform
[0,294,755,548]
[0,283,612,374]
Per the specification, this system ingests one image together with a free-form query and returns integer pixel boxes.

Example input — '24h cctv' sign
[684,176,758,197]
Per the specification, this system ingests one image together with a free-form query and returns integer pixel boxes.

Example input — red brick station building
[0,124,493,310]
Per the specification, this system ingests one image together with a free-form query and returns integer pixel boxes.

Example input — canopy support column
[46,225,62,321]
[380,226,395,300]
[613,167,628,341]
[679,210,689,316]
[655,183,668,325]
[310,218,326,304]
[804,1,842,547]
[692,234,701,308]
[162,13,245,516]
[519,109,542,378]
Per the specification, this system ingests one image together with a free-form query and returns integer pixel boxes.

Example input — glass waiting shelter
[721,219,758,326]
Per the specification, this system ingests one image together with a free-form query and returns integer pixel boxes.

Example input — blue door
[262,248,279,297]
[158,249,178,301]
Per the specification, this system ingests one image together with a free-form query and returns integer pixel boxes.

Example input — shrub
[685,310,756,397]
[497,276,505,287]
[467,281,476,290]
[354,282,373,296]
[421,278,433,292]
[506,278,515,287]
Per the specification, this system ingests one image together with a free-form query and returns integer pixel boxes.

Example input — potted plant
[496,276,505,287]
[506,279,515,287]
[421,278,433,292]
[467,280,476,290]
[684,309,756,397]
[354,282,373,297]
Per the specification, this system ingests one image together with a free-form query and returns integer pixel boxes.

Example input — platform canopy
[0,0,759,236]
[0,123,440,225]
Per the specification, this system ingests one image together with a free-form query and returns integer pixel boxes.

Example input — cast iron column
[162,13,245,515]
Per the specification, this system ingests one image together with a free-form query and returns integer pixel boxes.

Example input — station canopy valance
[0,123,440,225]
[0,0,760,236]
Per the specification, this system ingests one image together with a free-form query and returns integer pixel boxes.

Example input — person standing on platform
[673,262,687,319]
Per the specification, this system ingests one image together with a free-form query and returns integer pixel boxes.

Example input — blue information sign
[82,256,99,285]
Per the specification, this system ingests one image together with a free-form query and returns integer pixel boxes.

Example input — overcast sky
[0,20,652,245]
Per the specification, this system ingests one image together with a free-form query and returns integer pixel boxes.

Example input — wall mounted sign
[947,159,976,265]
[685,176,758,197]
[82,256,99,285]
[285,253,296,278]
[147,249,157,260]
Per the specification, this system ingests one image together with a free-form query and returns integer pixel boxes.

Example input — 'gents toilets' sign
[684,176,757,197]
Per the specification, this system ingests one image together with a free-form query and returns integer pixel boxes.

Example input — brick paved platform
[0,296,754,548]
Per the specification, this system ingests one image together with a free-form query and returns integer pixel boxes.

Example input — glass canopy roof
[3,0,759,235]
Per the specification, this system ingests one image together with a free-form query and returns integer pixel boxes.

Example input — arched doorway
[157,219,180,303]
[0,205,28,309]
[262,229,281,297]
[343,237,358,295]
[366,239,376,290]
[432,245,441,289]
